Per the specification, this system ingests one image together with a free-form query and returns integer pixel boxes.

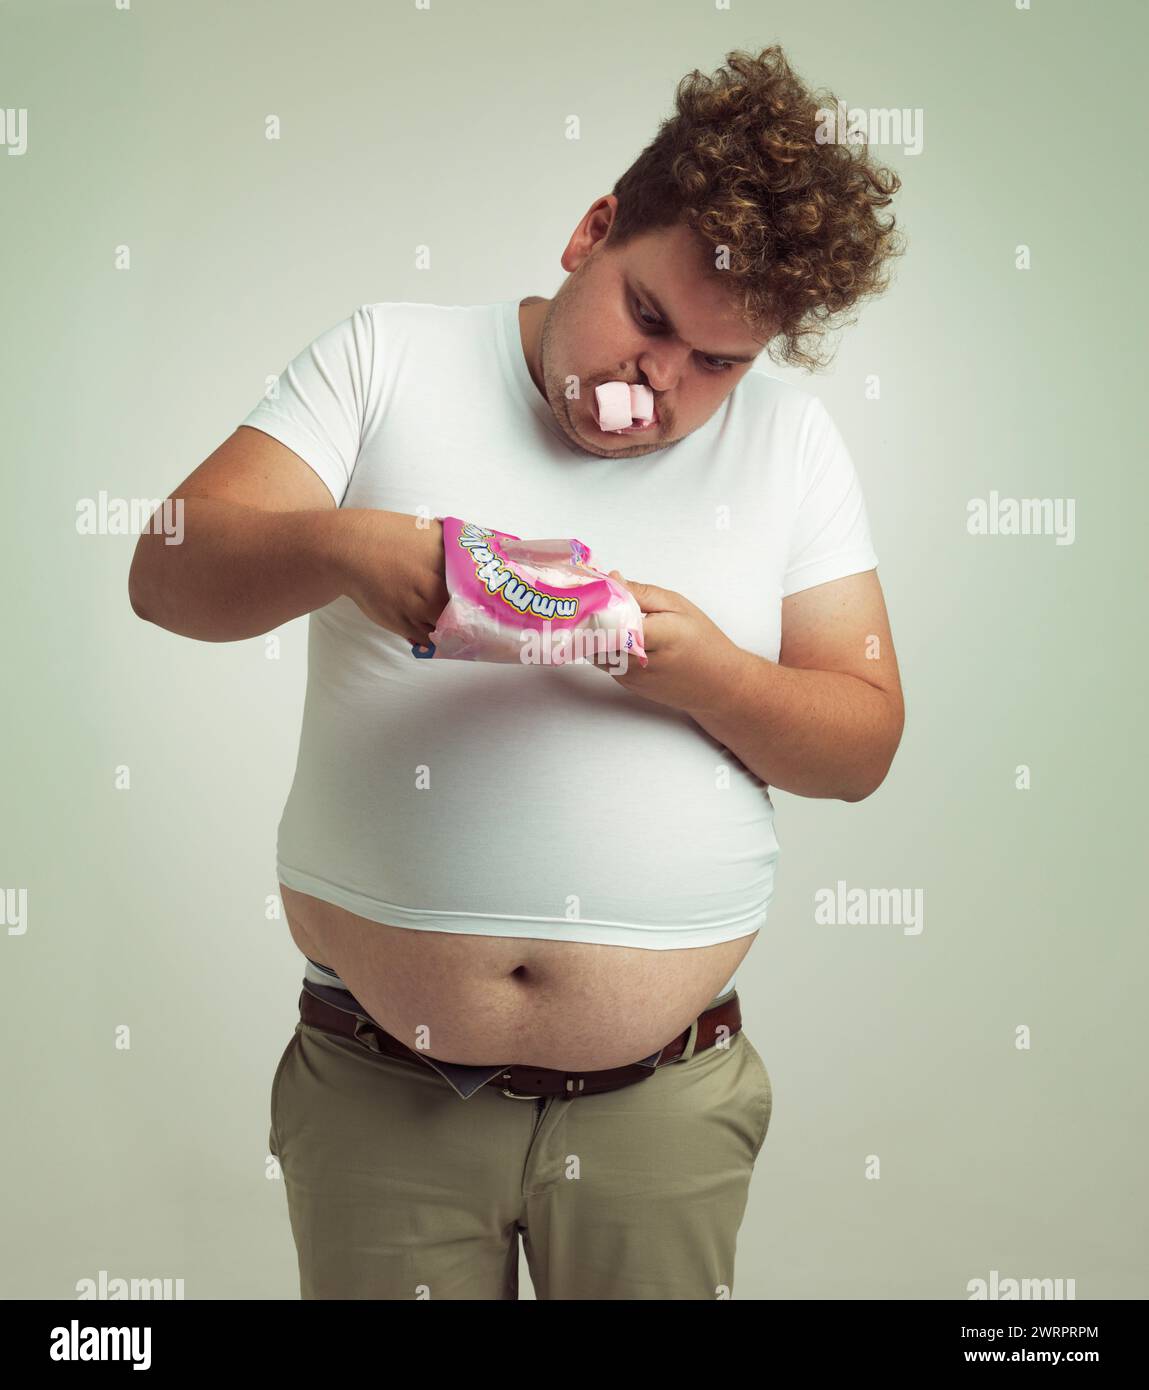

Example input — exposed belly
[281,882,756,1071]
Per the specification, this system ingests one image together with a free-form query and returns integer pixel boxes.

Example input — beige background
[2,0,1145,1298]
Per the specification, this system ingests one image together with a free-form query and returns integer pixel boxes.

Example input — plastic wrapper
[413,516,647,668]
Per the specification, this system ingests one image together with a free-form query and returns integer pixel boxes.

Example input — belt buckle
[499,1070,544,1100]
[497,1068,584,1099]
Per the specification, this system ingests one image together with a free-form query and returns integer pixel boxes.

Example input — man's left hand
[598,570,746,714]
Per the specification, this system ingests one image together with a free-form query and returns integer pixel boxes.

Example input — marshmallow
[594,381,633,432]
[629,383,654,423]
[593,380,657,433]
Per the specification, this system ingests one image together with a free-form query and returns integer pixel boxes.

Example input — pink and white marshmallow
[594,381,655,433]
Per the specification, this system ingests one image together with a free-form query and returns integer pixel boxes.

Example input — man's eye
[634,298,733,373]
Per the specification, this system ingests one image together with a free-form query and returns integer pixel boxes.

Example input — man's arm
[128,426,447,645]
[685,569,904,801]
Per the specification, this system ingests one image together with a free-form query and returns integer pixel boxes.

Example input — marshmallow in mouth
[594,381,656,433]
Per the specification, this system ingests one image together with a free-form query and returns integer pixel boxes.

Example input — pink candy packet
[416,516,647,668]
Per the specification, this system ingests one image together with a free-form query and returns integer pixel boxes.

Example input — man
[128,45,905,1300]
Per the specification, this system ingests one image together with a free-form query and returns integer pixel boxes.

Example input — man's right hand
[336,510,449,648]
[128,428,451,645]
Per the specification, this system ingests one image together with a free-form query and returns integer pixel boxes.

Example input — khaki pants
[268,992,773,1299]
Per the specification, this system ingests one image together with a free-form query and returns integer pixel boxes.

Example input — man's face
[537,214,768,458]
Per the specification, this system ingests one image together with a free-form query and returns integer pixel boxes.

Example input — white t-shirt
[241,299,879,952]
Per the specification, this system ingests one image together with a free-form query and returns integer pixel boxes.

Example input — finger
[612,576,676,615]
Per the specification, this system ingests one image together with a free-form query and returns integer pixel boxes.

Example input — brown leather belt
[298,987,743,1100]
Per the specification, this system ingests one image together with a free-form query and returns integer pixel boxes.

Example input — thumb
[608,570,673,614]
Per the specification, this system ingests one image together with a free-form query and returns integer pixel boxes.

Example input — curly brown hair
[605,46,906,372]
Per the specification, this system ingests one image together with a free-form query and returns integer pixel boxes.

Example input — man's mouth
[590,396,659,435]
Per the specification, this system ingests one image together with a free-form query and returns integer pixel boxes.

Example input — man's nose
[637,343,689,392]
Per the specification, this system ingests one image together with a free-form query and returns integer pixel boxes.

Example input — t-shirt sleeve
[781,396,880,597]
[238,304,376,505]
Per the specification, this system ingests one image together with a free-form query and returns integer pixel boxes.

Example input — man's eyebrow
[631,278,762,363]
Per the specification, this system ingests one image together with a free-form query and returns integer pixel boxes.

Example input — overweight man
[129,45,905,1300]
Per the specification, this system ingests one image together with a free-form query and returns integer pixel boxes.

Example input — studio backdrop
[2,0,1145,1301]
